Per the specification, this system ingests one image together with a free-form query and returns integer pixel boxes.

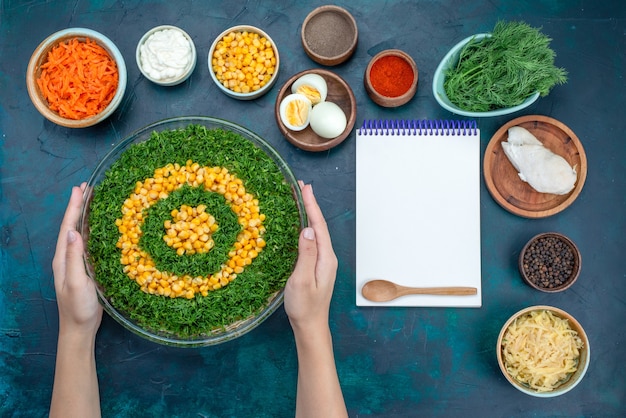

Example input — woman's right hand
[283,182,347,418]
[284,182,339,336]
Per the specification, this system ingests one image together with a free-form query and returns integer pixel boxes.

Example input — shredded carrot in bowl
[36,37,119,120]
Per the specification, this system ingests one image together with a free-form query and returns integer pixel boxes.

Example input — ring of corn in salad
[115,161,266,299]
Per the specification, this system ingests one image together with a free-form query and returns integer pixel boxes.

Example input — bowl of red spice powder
[364,49,418,107]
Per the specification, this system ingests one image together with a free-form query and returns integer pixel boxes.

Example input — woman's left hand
[52,183,102,338]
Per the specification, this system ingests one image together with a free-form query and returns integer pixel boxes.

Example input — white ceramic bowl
[208,25,280,100]
[497,305,590,397]
[26,27,127,128]
[136,25,197,86]
[432,34,540,117]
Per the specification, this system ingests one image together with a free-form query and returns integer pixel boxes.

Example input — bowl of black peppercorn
[519,232,581,292]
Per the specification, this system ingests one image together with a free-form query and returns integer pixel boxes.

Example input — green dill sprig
[444,21,568,112]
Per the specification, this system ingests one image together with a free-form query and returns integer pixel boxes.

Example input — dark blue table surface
[1,1,625,417]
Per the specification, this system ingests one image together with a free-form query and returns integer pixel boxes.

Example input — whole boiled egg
[291,74,327,105]
[280,93,312,131]
[309,101,346,139]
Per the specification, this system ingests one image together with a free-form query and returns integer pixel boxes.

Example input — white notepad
[356,120,482,307]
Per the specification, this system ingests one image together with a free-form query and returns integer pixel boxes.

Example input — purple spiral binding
[358,119,478,136]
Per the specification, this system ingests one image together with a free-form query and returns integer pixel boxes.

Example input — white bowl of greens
[433,22,567,117]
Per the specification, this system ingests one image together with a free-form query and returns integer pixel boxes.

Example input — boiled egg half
[291,74,327,105]
[279,93,312,131]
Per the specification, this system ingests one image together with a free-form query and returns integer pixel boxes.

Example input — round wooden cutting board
[483,115,587,218]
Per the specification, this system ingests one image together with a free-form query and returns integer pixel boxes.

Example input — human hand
[284,182,338,336]
[52,183,102,339]
[50,184,102,418]
[284,183,347,418]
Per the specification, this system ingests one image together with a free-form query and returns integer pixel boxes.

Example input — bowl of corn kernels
[208,25,280,100]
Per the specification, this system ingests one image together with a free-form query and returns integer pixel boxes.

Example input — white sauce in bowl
[140,28,192,81]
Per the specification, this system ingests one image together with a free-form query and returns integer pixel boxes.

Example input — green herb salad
[85,121,303,342]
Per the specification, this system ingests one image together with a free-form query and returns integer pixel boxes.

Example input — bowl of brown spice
[519,232,581,292]
[364,49,418,107]
[301,5,358,66]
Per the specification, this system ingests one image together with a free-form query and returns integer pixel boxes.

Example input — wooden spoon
[361,279,477,302]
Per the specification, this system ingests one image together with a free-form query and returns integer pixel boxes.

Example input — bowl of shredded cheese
[497,306,590,397]
[208,25,280,100]
[27,27,127,128]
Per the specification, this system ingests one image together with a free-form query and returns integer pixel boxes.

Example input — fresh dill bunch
[444,21,568,112]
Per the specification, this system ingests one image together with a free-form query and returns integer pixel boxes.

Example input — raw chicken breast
[501,126,577,195]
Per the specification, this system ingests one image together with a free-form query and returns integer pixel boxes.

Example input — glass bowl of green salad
[79,116,306,347]
[432,21,567,117]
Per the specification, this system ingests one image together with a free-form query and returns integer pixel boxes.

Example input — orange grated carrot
[36,37,119,120]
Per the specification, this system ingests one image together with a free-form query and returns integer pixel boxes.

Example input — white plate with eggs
[274,69,356,152]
